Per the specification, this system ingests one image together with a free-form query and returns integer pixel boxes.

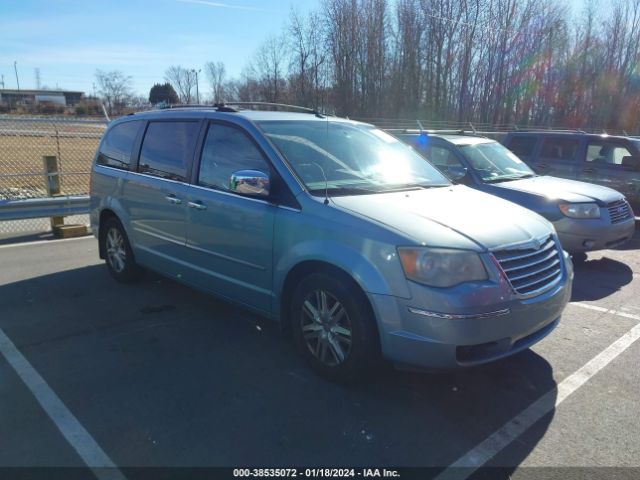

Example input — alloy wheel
[301,289,353,367]
[106,227,127,273]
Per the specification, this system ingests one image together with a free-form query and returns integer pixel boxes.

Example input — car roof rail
[387,127,489,139]
[509,127,588,134]
[156,102,328,117]
[153,104,228,112]
[217,101,327,117]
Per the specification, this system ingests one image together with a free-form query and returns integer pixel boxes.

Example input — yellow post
[42,155,88,238]
[43,155,64,229]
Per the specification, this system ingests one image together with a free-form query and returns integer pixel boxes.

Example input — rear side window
[540,137,579,161]
[198,123,270,190]
[139,121,200,181]
[586,141,633,166]
[507,136,536,158]
[97,121,142,170]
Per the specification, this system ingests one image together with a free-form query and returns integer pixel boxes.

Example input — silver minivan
[90,105,572,382]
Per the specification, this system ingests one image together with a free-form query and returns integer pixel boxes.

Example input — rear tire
[290,272,379,383]
[101,217,142,283]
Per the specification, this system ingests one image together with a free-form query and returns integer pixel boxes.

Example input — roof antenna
[311,162,330,205]
[100,103,110,122]
[322,116,330,205]
[469,122,477,134]
[417,119,425,133]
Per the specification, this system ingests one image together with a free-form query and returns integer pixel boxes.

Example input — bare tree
[205,61,226,103]
[250,34,288,102]
[165,65,197,104]
[188,0,640,133]
[95,69,133,115]
[288,9,329,108]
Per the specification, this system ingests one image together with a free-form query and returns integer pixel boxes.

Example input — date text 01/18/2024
[233,469,400,478]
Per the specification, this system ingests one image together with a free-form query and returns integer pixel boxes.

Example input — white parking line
[0,328,126,480]
[570,302,640,322]
[0,236,92,249]
[435,318,640,480]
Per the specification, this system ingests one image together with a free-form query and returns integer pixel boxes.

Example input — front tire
[290,272,378,383]
[101,217,142,282]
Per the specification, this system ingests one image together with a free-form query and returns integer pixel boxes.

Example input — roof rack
[510,127,587,134]
[385,127,489,139]
[219,101,327,117]
[157,101,327,117]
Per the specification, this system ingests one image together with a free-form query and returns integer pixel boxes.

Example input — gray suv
[397,131,636,261]
[503,131,640,213]
[90,105,572,382]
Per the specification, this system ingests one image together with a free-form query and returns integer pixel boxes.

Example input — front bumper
[369,257,573,369]
[554,215,635,253]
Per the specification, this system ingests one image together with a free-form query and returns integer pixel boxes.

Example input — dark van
[503,131,640,213]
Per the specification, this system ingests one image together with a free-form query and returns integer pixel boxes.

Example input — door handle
[582,168,595,174]
[187,200,207,211]
[537,163,548,169]
[165,194,182,205]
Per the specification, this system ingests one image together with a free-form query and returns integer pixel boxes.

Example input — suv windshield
[258,121,450,195]
[460,142,535,183]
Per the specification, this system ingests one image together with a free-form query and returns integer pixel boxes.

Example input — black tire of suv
[290,272,379,383]
[101,217,142,283]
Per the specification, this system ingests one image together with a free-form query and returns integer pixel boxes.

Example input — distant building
[0,89,84,107]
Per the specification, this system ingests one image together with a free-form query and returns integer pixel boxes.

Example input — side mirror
[229,170,270,197]
[447,165,469,183]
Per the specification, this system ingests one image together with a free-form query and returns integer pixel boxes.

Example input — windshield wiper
[484,173,535,184]
[381,183,450,192]
[308,186,380,196]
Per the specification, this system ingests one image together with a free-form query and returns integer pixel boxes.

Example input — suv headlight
[397,247,488,287]
[559,203,600,219]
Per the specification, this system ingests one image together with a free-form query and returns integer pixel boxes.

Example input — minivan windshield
[258,121,451,195]
[460,142,535,183]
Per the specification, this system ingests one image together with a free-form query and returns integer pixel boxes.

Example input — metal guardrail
[0,195,90,221]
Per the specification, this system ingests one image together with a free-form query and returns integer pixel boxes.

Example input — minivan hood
[491,175,623,204]
[330,185,553,251]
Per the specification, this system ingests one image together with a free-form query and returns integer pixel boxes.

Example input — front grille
[493,236,562,296]
[607,199,632,224]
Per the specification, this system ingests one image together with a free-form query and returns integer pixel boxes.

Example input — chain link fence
[0,116,106,235]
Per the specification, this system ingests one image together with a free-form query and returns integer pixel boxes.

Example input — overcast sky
[1,0,588,98]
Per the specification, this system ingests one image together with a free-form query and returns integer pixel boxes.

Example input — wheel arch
[97,209,119,259]
[278,260,376,334]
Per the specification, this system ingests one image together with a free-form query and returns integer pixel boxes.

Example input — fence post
[42,155,88,238]
[43,155,64,229]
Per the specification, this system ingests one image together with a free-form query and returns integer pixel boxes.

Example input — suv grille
[607,199,632,224]
[493,236,562,296]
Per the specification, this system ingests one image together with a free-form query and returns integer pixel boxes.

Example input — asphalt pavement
[1,232,639,479]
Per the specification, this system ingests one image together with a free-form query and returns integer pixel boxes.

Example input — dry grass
[0,121,103,196]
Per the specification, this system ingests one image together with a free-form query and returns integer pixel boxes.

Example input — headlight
[397,247,488,287]
[559,203,600,219]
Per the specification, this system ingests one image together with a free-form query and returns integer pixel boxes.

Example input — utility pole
[13,61,20,91]
[35,68,41,89]
[192,68,201,104]
[1,74,4,89]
